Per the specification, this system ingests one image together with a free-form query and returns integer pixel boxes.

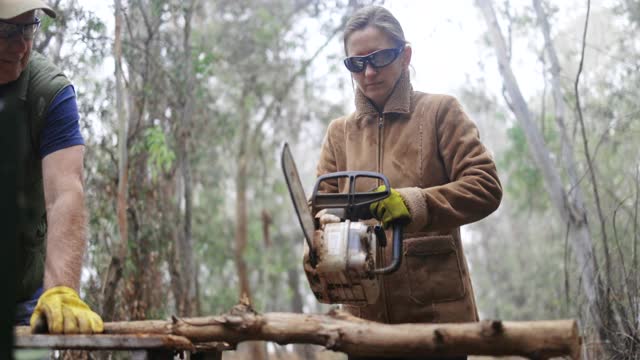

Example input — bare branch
[573,0,611,295]
[251,14,347,139]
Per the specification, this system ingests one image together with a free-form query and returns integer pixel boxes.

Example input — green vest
[0,52,71,302]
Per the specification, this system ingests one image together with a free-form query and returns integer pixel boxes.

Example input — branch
[573,0,611,296]
[532,0,585,215]
[15,310,581,359]
[633,166,640,323]
[251,12,348,139]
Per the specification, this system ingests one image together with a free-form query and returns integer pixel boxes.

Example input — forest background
[21,0,640,358]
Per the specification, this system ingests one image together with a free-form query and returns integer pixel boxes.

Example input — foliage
[499,125,548,213]
[139,125,176,181]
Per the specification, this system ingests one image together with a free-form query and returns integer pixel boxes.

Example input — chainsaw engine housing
[307,220,380,305]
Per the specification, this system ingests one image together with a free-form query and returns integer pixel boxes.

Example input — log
[15,307,581,359]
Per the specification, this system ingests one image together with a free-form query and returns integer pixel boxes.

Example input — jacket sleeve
[397,96,502,232]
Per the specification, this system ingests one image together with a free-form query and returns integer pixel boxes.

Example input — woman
[314,5,503,359]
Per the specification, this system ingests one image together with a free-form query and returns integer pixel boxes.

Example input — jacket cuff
[397,187,428,233]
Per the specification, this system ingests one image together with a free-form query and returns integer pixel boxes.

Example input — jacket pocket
[404,235,465,304]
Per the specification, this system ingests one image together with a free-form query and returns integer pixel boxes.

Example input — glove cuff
[42,286,79,298]
[396,187,428,233]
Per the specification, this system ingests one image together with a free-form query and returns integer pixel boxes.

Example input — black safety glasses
[0,17,41,40]
[343,45,405,73]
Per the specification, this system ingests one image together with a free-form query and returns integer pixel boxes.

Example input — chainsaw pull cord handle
[372,225,403,275]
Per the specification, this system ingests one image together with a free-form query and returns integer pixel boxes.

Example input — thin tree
[101,0,129,322]
[174,0,199,317]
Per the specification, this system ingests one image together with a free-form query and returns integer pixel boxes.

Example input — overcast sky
[80,0,599,102]
[386,0,491,94]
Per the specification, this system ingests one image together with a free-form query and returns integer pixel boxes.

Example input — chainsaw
[281,143,403,305]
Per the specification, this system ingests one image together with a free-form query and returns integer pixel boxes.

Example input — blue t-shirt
[40,85,84,158]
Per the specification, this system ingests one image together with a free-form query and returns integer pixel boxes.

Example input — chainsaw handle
[312,171,391,220]
[373,225,403,275]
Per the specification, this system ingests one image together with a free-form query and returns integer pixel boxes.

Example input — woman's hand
[369,185,411,228]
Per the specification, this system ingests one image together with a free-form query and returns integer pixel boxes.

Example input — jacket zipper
[377,113,391,323]
[377,115,384,175]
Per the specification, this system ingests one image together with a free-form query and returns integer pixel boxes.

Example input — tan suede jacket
[315,71,502,324]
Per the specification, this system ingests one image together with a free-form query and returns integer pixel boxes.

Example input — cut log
[15,308,581,359]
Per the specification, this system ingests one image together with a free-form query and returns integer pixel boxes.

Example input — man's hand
[30,286,103,334]
[369,185,411,228]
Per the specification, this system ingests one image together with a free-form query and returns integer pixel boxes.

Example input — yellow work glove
[369,185,411,228]
[30,286,104,334]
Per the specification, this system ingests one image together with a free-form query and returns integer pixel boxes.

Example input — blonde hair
[343,6,407,55]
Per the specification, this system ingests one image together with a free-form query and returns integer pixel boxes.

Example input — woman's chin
[365,91,390,109]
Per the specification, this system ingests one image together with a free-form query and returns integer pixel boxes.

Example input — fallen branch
[15,304,581,359]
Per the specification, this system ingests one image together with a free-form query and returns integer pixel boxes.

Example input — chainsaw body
[306,220,380,304]
[281,143,403,306]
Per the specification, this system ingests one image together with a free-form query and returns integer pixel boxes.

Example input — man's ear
[402,44,412,69]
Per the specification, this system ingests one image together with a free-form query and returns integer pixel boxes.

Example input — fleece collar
[354,70,412,119]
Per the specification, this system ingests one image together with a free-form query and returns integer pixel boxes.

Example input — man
[1,0,103,334]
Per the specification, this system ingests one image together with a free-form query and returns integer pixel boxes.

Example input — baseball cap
[0,0,56,20]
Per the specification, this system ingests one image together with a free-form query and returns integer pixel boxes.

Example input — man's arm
[41,144,86,290]
[32,144,102,334]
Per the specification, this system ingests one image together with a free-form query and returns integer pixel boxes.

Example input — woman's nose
[364,63,378,77]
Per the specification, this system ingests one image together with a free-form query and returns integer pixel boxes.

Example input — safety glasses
[343,45,405,73]
[0,17,41,40]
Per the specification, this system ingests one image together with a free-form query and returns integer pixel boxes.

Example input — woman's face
[345,26,410,110]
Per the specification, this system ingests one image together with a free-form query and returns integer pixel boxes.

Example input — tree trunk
[174,0,198,318]
[101,0,128,322]
[234,139,268,359]
[233,87,267,359]
[288,269,317,359]
[234,147,251,301]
